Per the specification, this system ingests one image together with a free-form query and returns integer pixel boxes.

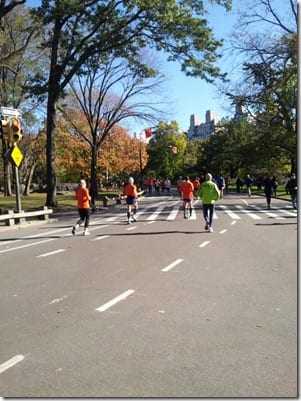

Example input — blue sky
[157,1,237,132]
[154,0,294,134]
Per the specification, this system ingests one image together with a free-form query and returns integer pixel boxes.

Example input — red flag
[171,146,177,154]
[145,128,152,138]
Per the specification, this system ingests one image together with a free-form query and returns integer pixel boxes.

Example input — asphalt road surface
[0,190,297,397]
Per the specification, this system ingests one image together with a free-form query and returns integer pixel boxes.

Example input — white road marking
[96,289,135,312]
[234,205,262,219]
[161,258,184,272]
[37,249,66,258]
[105,216,119,222]
[167,206,179,220]
[0,227,69,247]
[231,221,237,225]
[0,355,24,374]
[90,223,109,229]
[190,208,197,220]
[92,235,110,241]
[220,229,228,234]
[249,205,284,219]
[49,295,68,304]
[0,237,57,254]
[273,208,297,217]
[147,206,165,221]
[126,226,137,231]
[0,223,111,253]
[219,205,241,219]
[199,241,211,248]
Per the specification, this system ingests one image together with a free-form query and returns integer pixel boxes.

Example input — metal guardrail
[0,206,53,226]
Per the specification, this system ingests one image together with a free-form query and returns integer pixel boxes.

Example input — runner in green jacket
[197,173,220,232]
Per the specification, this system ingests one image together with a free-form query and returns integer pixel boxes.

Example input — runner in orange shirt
[179,176,194,219]
[72,179,91,236]
[123,177,138,224]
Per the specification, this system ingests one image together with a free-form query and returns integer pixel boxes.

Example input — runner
[72,179,91,236]
[197,173,220,232]
[123,177,138,224]
[179,176,194,219]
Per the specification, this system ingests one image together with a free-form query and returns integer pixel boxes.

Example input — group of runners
[71,174,221,235]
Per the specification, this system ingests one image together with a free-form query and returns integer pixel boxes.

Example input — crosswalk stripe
[167,206,179,220]
[218,205,241,219]
[249,205,285,219]
[234,205,262,219]
[147,205,165,220]
[190,208,197,220]
[116,202,296,223]
[273,208,297,217]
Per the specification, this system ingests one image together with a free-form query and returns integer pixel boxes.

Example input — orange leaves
[98,126,148,176]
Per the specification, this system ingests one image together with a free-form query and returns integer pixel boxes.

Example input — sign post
[1,107,23,213]
[4,144,24,213]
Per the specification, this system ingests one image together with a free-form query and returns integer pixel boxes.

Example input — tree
[30,0,231,206]
[58,53,166,193]
[223,0,297,174]
[21,130,47,195]
[0,1,25,20]
[146,121,187,180]
[0,5,42,196]
[200,119,259,177]
[98,126,147,184]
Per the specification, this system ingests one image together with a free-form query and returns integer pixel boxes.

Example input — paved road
[0,191,297,397]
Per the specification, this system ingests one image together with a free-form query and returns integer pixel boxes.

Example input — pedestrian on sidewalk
[123,177,138,223]
[72,179,91,236]
[197,173,220,232]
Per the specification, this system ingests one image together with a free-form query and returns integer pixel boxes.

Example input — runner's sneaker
[208,227,213,233]
[83,231,91,236]
[204,222,209,231]
[72,226,76,235]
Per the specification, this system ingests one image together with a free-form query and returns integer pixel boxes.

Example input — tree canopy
[28,0,232,206]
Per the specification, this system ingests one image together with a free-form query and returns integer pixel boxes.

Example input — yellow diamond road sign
[11,144,24,167]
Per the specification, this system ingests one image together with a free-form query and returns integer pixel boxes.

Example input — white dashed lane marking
[92,235,110,241]
[96,289,135,312]
[199,241,211,248]
[37,249,66,258]
[0,355,24,374]
[161,258,184,272]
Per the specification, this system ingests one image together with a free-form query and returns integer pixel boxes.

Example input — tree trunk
[290,157,296,175]
[23,161,36,196]
[90,144,98,192]
[2,140,12,196]
[45,89,57,207]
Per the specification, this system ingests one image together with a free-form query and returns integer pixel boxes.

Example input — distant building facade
[187,110,219,141]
